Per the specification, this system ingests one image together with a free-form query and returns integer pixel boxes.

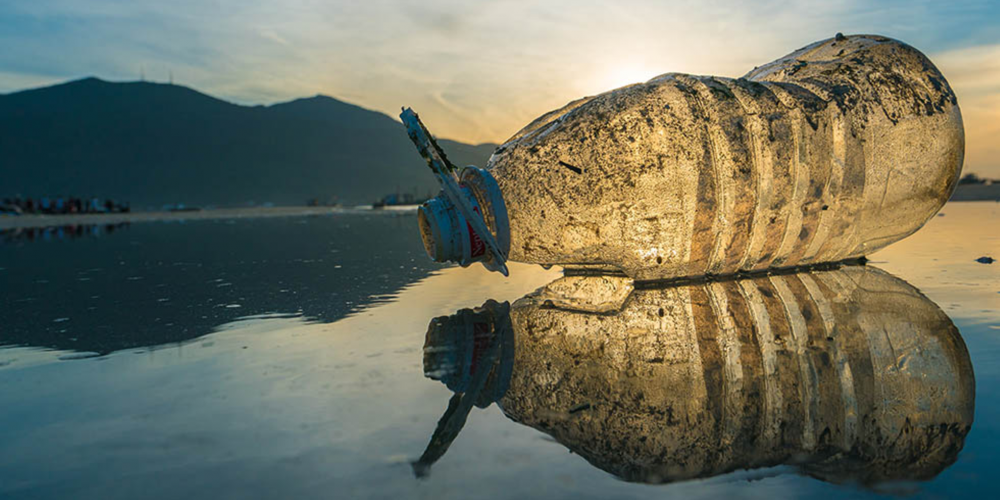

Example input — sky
[1,0,998,176]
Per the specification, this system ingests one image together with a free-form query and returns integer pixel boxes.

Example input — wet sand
[0,205,416,230]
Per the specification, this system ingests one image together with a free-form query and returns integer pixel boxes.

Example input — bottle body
[487,35,963,279]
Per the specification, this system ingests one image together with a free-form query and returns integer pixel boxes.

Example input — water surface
[1,203,997,499]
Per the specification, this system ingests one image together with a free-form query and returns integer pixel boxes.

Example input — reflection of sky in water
[867,202,998,324]
[0,203,997,499]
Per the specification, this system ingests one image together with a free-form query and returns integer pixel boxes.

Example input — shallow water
[0,203,997,499]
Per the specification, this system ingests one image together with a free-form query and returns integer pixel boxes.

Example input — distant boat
[372,191,430,209]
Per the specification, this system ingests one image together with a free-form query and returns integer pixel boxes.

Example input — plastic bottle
[418,265,974,484]
[411,34,964,280]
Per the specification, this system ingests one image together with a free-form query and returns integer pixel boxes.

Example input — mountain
[0,77,497,207]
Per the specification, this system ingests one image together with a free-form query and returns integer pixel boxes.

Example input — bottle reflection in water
[417,266,974,486]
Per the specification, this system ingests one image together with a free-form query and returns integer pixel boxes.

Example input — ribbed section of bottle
[488,35,964,280]
[499,266,974,484]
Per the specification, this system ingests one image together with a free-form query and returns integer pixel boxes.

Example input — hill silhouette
[0,77,496,207]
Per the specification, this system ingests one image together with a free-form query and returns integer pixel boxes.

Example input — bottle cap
[417,167,510,268]
[422,300,513,401]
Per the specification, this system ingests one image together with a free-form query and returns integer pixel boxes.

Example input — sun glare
[601,65,660,91]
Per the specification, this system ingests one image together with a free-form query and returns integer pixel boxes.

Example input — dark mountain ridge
[0,77,496,207]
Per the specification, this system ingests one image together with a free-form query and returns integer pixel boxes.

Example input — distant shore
[950,182,1000,202]
[0,205,416,230]
[2,189,995,231]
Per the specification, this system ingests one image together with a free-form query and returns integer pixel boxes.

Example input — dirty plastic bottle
[413,34,964,280]
[417,265,974,484]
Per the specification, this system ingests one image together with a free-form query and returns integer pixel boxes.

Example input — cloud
[258,29,291,47]
[934,44,1000,98]
[934,44,1000,176]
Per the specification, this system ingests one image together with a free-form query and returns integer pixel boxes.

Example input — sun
[601,64,660,91]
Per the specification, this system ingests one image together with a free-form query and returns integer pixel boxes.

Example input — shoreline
[949,183,1000,202]
[0,205,417,230]
[2,196,994,231]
